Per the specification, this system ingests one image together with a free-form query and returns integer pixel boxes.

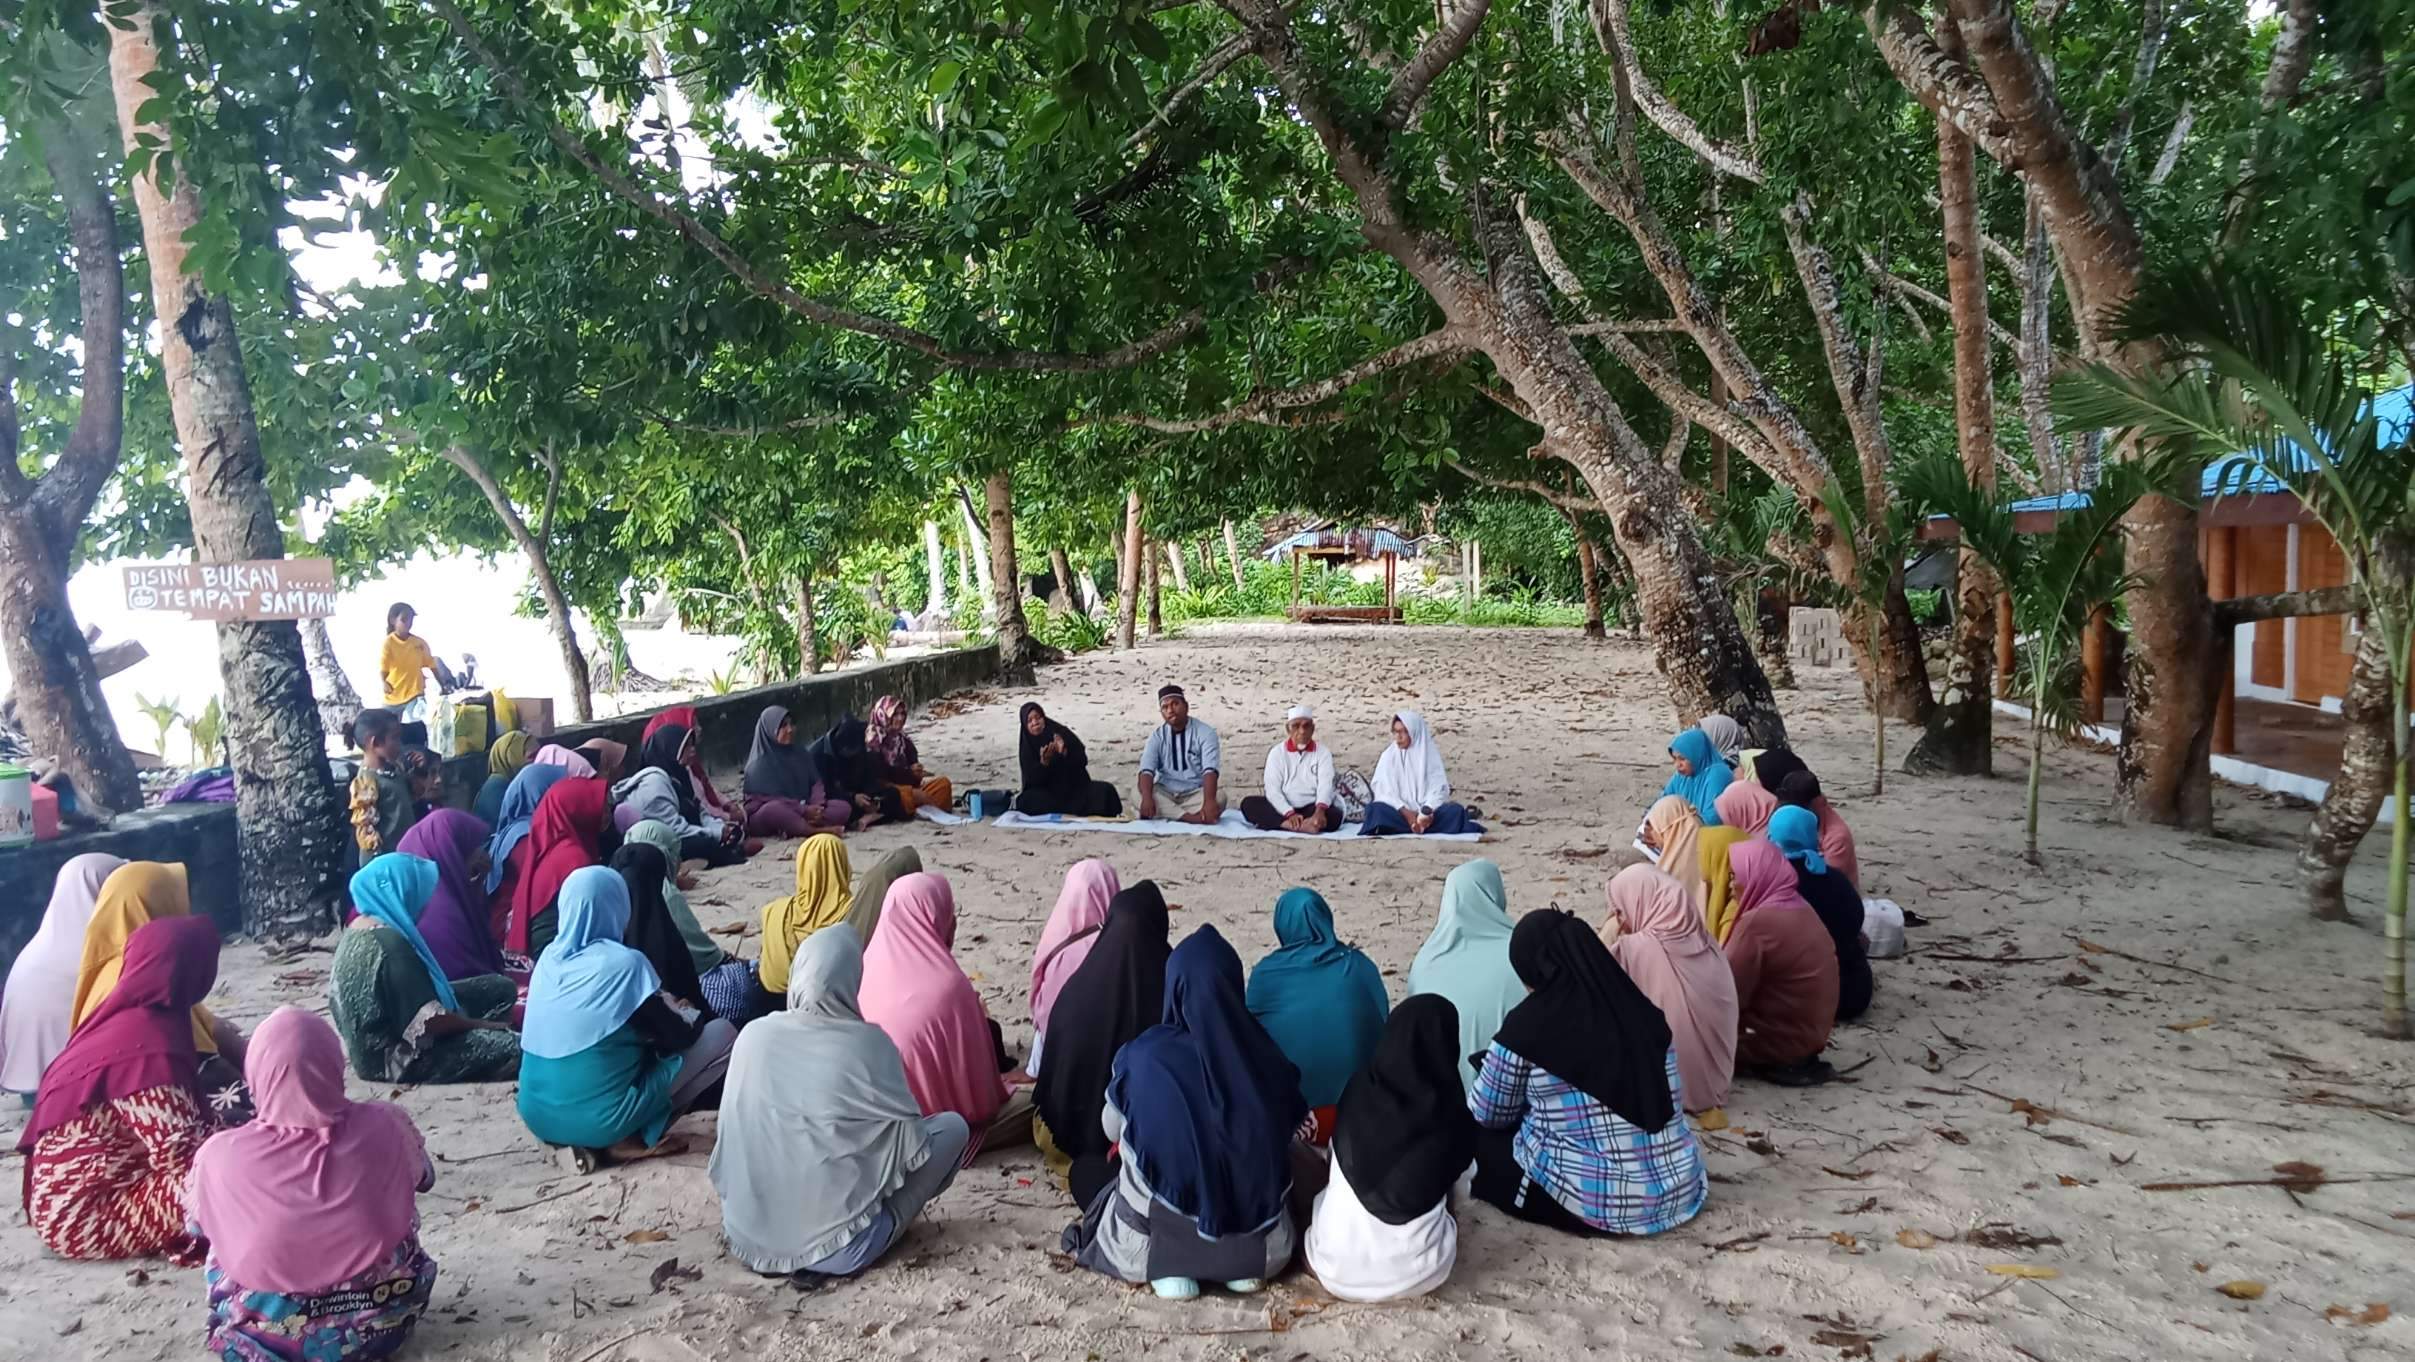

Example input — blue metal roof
[1262,527,1418,559]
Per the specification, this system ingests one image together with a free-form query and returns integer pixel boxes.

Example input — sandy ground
[5,621,2411,1362]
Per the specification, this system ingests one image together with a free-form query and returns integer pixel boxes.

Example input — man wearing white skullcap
[1242,704,1339,832]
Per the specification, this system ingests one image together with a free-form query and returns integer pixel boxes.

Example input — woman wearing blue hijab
[1063,925,1305,1301]
[1245,888,1389,1131]
[516,867,736,1169]
[1769,806,1872,1021]
[484,764,570,894]
[1660,727,1737,825]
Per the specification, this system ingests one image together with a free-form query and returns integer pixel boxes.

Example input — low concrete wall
[545,645,1002,777]
[0,803,242,962]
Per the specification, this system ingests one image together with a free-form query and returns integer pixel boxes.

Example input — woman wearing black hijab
[809,715,905,830]
[1014,702,1122,817]
[1034,882,1172,1206]
[1467,910,1707,1236]
[607,842,711,1021]
[1306,996,1476,1300]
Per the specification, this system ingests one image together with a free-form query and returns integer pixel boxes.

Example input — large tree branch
[2221,0,2320,249]
[1590,0,1765,183]
[430,0,1280,375]
[1859,249,2015,348]
[1100,327,1470,433]
[1379,0,1494,131]
[1124,33,1251,150]
[1780,195,1891,514]
[1446,459,1597,512]
[1863,3,2018,165]
[2214,585,2360,628]
[2147,99,2194,186]
[2099,0,2166,168]
[26,122,127,547]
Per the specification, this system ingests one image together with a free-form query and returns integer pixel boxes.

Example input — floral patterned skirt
[204,1236,437,1362]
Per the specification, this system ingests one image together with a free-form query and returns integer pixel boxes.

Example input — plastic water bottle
[968,791,986,820]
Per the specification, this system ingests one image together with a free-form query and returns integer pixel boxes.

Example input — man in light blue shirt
[1136,683,1222,824]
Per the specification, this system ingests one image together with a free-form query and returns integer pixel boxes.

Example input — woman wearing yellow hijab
[758,835,853,994]
[72,863,224,1054]
[1699,826,1752,945]
[474,730,533,825]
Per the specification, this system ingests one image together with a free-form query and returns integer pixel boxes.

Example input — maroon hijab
[21,915,220,1153]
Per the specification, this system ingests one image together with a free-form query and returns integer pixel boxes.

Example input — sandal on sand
[555,1145,603,1175]
[1754,1059,1838,1088]
[788,1270,835,1293]
[1222,1279,1265,1295]
[1150,1277,1201,1300]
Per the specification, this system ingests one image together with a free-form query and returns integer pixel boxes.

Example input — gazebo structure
[1262,525,1417,624]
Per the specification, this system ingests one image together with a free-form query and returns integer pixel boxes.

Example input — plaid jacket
[1469,1042,1707,1234]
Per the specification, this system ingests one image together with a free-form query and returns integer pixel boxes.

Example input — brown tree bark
[1145,543,1164,638]
[983,469,1047,684]
[1223,519,1248,589]
[439,445,593,721]
[2297,624,2394,921]
[1047,546,1077,615]
[298,615,364,743]
[795,570,818,674]
[1756,587,1797,690]
[107,6,349,934]
[1116,490,1144,649]
[0,125,142,815]
[1574,527,1607,641]
[1909,13,1998,776]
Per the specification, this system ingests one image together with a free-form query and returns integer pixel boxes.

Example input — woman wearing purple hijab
[394,811,504,980]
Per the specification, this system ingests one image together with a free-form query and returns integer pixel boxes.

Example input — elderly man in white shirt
[1240,704,1339,833]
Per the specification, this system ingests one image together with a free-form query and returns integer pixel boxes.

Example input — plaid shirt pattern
[1469,1043,1706,1234]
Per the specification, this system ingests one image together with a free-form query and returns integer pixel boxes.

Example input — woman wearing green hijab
[1405,860,1524,1095]
[846,845,923,944]
[1244,887,1389,1141]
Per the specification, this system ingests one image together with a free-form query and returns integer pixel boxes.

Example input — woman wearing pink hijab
[1602,865,1738,1113]
[860,872,1032,1154]
[187,1006,437,1359]
[1027,859,1121,1075]
[1720,840,1839,1086]
[1711,782,1779,838]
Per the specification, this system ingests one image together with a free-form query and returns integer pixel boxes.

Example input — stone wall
[0,803,241,961]
[1790,606,1849,669]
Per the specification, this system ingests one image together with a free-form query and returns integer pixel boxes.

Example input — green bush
[1032,603,1110,654]
[1906,588,1945,627]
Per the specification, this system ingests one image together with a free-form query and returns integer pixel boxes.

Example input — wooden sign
[123,559,339,620]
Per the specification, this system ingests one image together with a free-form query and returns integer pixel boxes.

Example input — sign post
[122,559,339,620]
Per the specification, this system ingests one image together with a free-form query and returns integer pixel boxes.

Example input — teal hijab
[1768,805,1829,874]
[1660,727,1736,825]
[1244,888,1389,1109]
[1406,859,1524,1093]
[349,855,461,1013]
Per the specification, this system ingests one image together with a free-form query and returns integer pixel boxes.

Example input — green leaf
[927,60,964,97]
[1128,16,1171,63]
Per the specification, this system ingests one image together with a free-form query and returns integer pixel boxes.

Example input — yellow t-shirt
[380,632,436,704]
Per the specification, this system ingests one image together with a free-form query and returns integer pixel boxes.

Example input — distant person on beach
[1719,840,1839,1086]
[644,706,746,831]
[865,694,955,815]
[1241,705,1339,833]
[809,715,903,830]
[1014,702,1121,817]
[348,710,418,869]
[739,706,851,837]
[1135,684,1221,824]
[378,603,454,720]
[1360,710,1480,836]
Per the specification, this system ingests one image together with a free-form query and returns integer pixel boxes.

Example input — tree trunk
[1755,587,1797,690]
[0,510,143,813]
[108,7,348,934]
[984,470,1045,684]
[1910,22,1999,776]
[958,488,995,613]
[438,447,593,722]
[922,518,949,622]
[2297,622,2395,921]
[1165,540,1191,593]
[1223,520,1247,589]
[954,521,975,604]
[1145,544,1164,638]
[1116,490,1144,649]
[1841,582,1934,723]
[795,571,818,674]
[1077,558,1103,616]
[298,615,364,744]
[1576,531,1607,640]
[1047,547,1077,615]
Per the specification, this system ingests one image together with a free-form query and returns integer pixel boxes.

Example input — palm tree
[1900,451,2182,864]
[2057,266,2415,1037]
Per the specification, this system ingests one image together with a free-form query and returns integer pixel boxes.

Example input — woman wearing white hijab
[710,927,971,1279]
[1361,711,1480,836]
[0,854,126,1094]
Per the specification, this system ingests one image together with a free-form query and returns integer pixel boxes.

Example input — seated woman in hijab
[740,706,852,838]
[644,705,749,835]
[710,929,971,1281]
[1660,727,1737,826]
[847,844,920,946]
[1721,840,1840,1085]
[1245,888,1389,1142]
[20,916,223,1263]
[1034,882,1171,1200]
[71,862,244,1066]
[518,868,738,1171]
[482,763,568,940]
[2,854,126,1099]
[1769,807,1872,1021]
[332,857,520,1085]
[395,810,506,982]
[1304,996,1477,1302]
[1696,715,1747,769]
[1063,925,1306,1300]
[1712,781,1779,839]
[810,715,904,830]
[530,743,595,777]
[473,730,530,825]
[757,834,854,1012]
[866,694,955,815]
[613,724,745,867]
[505,776,612,961]
[1028,859,1120,1074]
[187,1008,438,1360]
[1601,865,1737,1114]
[622,822,765,1024]
[1407,860,1524,1096]
[1469,909,1707,1237]
[1747,750,1861,888]
[1361,710,1480,836]
[1015,702,1121,817]
[860,872,1033,1152]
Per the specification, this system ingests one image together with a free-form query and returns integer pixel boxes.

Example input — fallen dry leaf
[1966,1225,2063,1251]
[2056,1174,2093,1187]
[1695,1108,1731,1132]
[1822,1166,1876,1181]
[1830,1231,1862,1252]
[2076,938,2108,954]
[1984,1265,2062,1279]
[2216,1280,2266,1301]
[2165,1017,2216,1032]
[2272,1160,2327,1192]
[623,1229,670,1244]
[1933,1127,1970,1146]
[1809,1327,1875,1358]
[1896,1228,1937,1249]
[2324,1302,2389,1327]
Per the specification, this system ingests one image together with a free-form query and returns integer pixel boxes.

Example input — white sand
[5,622,2409,1361]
